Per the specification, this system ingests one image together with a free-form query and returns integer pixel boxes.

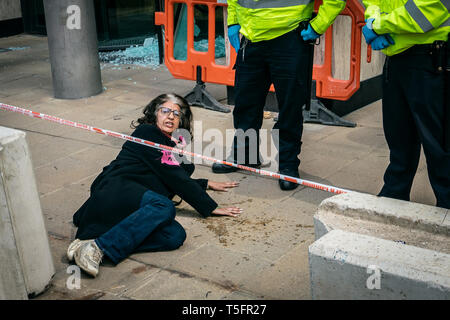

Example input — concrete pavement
[0,34,437,300]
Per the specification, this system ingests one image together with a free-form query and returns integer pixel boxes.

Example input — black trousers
[231,28,310,171]
[380,47,450,209]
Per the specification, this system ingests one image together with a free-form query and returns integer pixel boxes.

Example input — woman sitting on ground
[67,93,242,277]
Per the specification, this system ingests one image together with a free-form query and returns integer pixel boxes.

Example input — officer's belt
[401,41,449,56]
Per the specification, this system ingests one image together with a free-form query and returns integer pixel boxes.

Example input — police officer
[212,0,347,190]
[362,0,450,208]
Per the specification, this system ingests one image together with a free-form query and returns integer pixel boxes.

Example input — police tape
[0,102,352,194]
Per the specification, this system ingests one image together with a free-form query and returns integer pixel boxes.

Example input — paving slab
[244,242,313,300]
[39,182,92,239]
[30,136,93,169]
[124,65,175,83]
[0,87,53,106]
[33,144,117,195]
[0,75,52,96]
[125,269,242,300]
[324,151,388,195]
[344,100,383,128]
[147,77,207,96]
[100,65,150,83]
[171,192,316,264]
[167,243,275,298]
[37,236,160,300]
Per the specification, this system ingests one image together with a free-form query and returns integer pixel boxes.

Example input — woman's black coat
[73,124,218,240]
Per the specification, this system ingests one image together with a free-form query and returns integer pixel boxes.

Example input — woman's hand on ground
[207,181,239,192]
[212,207,243,217]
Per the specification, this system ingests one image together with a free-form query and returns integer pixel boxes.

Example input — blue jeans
[95,190,186,265]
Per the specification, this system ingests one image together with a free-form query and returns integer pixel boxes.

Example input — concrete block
[309,230,450,300]
[0,126,55,299]
[314,192,449,254]
[319,192,448,234]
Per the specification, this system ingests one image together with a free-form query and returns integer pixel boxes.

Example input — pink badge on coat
[160,135,186,166]
[161,150,180,166]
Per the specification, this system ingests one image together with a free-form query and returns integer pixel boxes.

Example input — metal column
[43,0,102,99]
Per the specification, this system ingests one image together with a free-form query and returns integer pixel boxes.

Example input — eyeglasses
[158,106,181,119]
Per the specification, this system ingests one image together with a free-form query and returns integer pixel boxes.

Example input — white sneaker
[73,240,104,277]
[67,239,90,261]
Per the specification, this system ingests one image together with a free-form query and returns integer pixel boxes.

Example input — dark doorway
[95,0,160,50]
[20,0,47,35]
[20,0,163,60]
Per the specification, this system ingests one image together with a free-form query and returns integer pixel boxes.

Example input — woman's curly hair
[131,93,193,137]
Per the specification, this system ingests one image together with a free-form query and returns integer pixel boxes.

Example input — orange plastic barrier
[155,0,368,101]
[312,0,367,101]
[155,0,236,86]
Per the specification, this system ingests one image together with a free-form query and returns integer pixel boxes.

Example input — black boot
[212,162,261,174]
[212,163,238,173]
[278,168,299,191]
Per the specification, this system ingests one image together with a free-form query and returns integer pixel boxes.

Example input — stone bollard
[0,127,55,299]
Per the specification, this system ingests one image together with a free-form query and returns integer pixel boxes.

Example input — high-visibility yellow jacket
[227,0,347,42]
[363,0,450,56]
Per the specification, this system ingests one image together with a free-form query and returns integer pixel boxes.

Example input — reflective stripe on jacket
[227,0,347,42]
[363,0,450,56]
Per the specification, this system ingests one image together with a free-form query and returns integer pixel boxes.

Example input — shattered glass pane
[6,47,30,51]
[98,36,160,69]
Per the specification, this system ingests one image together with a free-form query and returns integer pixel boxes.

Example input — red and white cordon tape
[0,102,352,194]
